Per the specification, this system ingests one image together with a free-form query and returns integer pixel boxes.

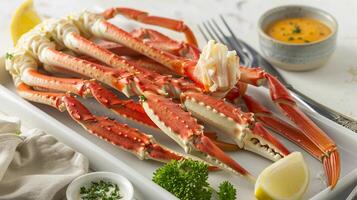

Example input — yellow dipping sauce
[266,18,331,44]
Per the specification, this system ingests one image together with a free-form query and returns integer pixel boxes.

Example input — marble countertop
[1,0,356,119]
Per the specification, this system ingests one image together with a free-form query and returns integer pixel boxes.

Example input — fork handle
[288,86,357,133]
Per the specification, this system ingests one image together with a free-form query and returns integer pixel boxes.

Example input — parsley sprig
[218,181,237,200]
[139,95,147,101]
[5,52,14,60]
[153,159,237,200]
[292,25,301,34]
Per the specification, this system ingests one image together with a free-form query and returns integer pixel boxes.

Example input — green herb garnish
[152,159,237,200]
[292,25,301,34]
[218,181,237,200]
[79,180,122,200]
[288,37,295,41]
[139,95,147,101]
[5,52,14,60]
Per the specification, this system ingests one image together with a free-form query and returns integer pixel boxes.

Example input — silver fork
[198,16,253,67]
[198,16,357,133]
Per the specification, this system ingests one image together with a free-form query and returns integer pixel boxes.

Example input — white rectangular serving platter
[1,67,357,199]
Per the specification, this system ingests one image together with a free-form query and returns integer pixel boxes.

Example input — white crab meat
[193,40,240,94]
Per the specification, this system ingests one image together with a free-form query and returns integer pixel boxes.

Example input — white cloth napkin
[0,114,89,200]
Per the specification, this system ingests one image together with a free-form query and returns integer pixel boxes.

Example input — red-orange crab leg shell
[59,32,171,95]
[17,83,66,109]
[211,140,240,152]
[131,28,201,60]
[103,7,198,46]
[96,20,187,75]
[225,81,248,103]
[59,32,203,98]
[265,74,336,151]
[239,67,266,86]
[79,52,177,77]
[265,73,340,187]
[40,47,164,97]
[181,91,290,160]
[43,48,127,90]
[203,132,240,152]
[142,91,254,180]
[16,83,186,163]
[251,122,290,156]
[242,94,323,160]
[22,68,156,127]
[94,40,143,57]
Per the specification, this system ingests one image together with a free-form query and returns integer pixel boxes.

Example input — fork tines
[198,15,250,66]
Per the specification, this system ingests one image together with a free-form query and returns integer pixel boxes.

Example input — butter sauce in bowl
[266,17,331,44]
[258,5,338,71]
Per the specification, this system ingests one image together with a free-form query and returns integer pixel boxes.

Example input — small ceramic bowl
[66,172,134,200]
[258,5,338,71]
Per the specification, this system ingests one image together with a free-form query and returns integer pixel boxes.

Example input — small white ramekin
[66,171,134,200]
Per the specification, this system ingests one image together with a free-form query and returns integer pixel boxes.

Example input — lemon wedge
[10,0,41,44]
[255,152,309,200]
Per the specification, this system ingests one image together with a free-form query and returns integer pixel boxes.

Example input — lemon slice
[10,0,41,44]
[255,152,309,200]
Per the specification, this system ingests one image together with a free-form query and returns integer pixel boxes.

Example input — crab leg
[181,91,290,161]
[16,82,185,162]
[87,18,188,75]
[21,68,156,127]
[40,46,165,97]
[79,53,177,76]
[94,40,143,57]
[141,91,255,181]
[103,7,198,46]
[230,67,340,187]
[242,94,324,160]
[130,28,201,60]
[264,74,340,187]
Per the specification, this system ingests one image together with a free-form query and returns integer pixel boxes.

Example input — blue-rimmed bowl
[258,5,338,71]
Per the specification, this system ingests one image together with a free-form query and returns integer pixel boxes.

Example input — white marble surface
[0,0,356,120]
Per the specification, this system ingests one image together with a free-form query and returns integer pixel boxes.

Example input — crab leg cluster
[93,7,340,187]
[5,8,278,183]
[16,82,184,163]
[6,7,340,187]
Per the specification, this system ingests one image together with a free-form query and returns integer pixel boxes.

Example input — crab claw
[141,91,255,182]
[181,92,289,162]
[243,94,324,160]
[193,134,255,182]
[246,122,290,161]
[265,73,340,188]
